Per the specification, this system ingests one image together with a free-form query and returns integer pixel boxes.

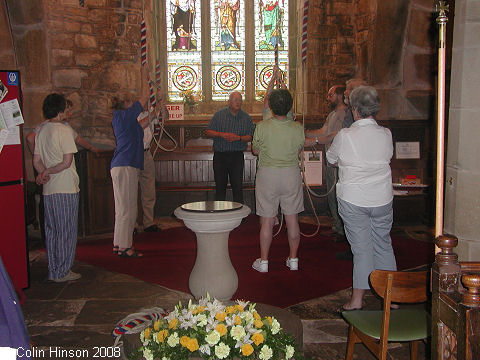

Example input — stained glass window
[166,0,202,101]
[162,0,290,104]
[210,0,245,100]
[254,0,289,100]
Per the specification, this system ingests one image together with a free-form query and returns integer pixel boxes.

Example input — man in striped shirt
[206,92,254,204]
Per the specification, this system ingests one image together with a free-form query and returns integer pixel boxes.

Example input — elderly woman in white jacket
[326,86,397,311]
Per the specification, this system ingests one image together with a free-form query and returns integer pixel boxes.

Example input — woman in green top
[251,89,305,273]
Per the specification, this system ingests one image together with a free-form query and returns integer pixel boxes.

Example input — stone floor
[21,217,433,360]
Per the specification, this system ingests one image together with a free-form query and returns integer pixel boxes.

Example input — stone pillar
[444,0,480,261]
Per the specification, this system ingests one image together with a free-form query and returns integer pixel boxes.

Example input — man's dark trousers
[213,151,244,203]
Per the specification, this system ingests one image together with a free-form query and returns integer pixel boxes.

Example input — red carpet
[75,216,434,308]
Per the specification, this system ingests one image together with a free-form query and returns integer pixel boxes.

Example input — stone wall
[0,1,15,68]
[301,0,356,119]
[302,0,436,121]
[372,0,436,120]
[4,0,151,180]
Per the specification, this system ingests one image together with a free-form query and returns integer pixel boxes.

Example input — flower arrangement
[255,90,266,102]
[180,90,203,107]
[128,296,304,360]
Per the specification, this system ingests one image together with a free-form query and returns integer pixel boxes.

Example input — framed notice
[395,142,420,159]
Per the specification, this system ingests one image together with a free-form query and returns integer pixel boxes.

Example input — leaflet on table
[0,98,24,128]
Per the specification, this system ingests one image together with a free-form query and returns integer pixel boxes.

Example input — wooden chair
[342,270,430,360]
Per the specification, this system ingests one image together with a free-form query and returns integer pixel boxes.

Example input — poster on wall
[0,98,24,128]
[166,104,184,120]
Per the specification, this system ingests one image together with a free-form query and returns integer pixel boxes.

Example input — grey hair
[349,86,380,118]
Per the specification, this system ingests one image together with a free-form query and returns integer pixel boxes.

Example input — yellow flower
[234,315,242,325]
[144,327,152,340]
[251,332,264,346]
[157,330,168,343]
[215,312,227,322]
[186,338,199,352]
[235,304,245,312]
[253,311,261,321]
[192,306,205,315]
[241,343,254,356]
[180,335,190,347]
[254,319,264,328]
[225,305,236,314]
[168,318,178,329]
[216,323,227,336]
[153,320,162,331]
[266,316,273,325]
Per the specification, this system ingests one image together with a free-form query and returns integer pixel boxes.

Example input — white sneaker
[252,258,268,273]
[286,257,298,271]
[52,271,81,282]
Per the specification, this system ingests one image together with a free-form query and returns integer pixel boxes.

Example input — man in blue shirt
[205,92,254,203]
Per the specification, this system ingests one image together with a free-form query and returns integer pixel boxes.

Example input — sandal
[112,245,119,255]
[117,247,143,258]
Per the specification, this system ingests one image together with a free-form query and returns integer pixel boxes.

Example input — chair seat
[342,309,430,342]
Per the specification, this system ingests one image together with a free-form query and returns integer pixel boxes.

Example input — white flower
[271,318,281,334]
[241,311,254,324]
[198,297,209,307]
[245,323,256,334]
[167,332,179,347]
[230,325,246,341]
[143,348,153,360]
[180,316,195,329]
[259,345,273,360]
[214,342,230,359]
[199,344,211,356]
[285,345,295,359]
[236,300,250,308]
[205,317,219,332]
[206,299,225,314]
[196,313,208,327]
[162,358,169,360]
[205,330,221,345]
[225,315,236,327]
[165,309,179,322]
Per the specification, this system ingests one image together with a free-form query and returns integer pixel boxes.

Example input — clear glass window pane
[210,0,245,100]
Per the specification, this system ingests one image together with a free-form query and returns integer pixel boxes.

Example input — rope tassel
[112,307,169,347]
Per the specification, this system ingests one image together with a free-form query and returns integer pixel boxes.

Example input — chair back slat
[370,270,428,303]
